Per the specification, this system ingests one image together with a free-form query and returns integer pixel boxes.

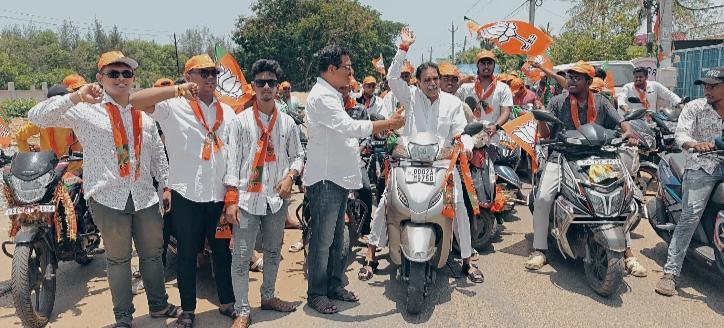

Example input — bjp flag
[215,45,255,113]
[502,112,541,173]
[372,54,386,76]
[521,54,553,83]
[469,19,553,56]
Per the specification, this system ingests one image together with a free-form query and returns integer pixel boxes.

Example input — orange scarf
[635,84,650,109]
[188,100,224,160]
[344,97,358,110]
[473,76,497,118]
[570,92,597,129]
[105,103,142,180]
[441,136,480,219]
[46,128,76,158]
[247,102,279,193]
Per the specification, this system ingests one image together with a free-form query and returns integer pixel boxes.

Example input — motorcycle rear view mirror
[627,97,642,104]
[531,110,562,124]
[680,96,690,104]
[369,113,386,121]
[623,108,647,121]
[463,121,486,136]
[464,96,478,111]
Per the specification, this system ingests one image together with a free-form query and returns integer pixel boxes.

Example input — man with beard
[131,54,237,327]
[456,50,513,135]
[29,51,178,327]
[656,67,724,296]
[359,27,484,284]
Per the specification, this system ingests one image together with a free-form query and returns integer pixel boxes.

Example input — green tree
[232,0,403,89]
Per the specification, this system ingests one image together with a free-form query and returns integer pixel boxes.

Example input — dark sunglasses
[192,69,219,79]
[103,70,134,79]
[253,79,279,88]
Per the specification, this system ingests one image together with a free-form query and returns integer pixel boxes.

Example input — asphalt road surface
[0,187,722,327]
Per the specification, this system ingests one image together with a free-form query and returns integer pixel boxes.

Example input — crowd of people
[15,25,724,328]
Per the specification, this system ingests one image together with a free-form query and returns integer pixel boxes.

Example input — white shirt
[357,94,386,118]
[388,48,472,149]
[224,108,305,215]
[381,90,403,118]
[150,97,236,203]
[302,77,373,190]
[28,93,169,211]
[617,81,681,112]
[456,78,514,123]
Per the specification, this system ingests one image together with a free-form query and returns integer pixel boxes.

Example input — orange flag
[215,45,255,113]
[521,54,553,83]
[502,112,540,173]
[602,61,616,97]
[372,54,386,76]
[473,20,553,56]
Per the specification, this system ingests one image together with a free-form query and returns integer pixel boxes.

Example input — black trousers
[171,190,235,311]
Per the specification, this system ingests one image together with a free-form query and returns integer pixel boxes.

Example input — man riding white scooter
[358,27,484,283]
[525,61,648,277]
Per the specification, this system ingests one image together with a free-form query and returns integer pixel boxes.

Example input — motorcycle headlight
[408,143,438,162]
[10,172,53,204]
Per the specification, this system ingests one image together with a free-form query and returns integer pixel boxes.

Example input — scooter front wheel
[406,261,426,314]
[584,238,624,297]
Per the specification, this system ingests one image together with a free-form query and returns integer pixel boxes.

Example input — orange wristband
[224,187,238,208]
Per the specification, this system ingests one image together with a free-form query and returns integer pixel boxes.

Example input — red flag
[215,45,255,113]
[473,20,553,56]
[372,54,386,76]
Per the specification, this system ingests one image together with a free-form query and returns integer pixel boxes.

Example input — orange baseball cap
[510,78,525,93]
[97,51,138,70]
[401,60,415,74]
[567,60,595,79]
[475,50,496,62]
[280,81,291,89]
[184,54,218,74]
[62,73,87,90]
[590,77,605,92]
[362,76,377,85]
[153,78,175,87]
[438,62,460,77]
[497,73,512,83]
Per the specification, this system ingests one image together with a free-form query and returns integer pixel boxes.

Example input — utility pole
[528,0,537,25]
[429,46,433,63]
[449,22,458,63]
[462,35,467,61]
[644,0,654,57]
[173,33,181,78]
[659,0,674,68]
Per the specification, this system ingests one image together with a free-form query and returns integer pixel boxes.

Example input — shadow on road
[640,242,724,317]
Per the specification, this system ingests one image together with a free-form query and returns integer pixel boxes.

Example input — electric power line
[0,8,173,35]
[505,0,531,20]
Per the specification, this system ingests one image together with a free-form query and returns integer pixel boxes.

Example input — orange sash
[344,97,358,110]
[247,102,279,193]
[635,84,650,109]
[188,100,224,160]
[105,103,142,180]
[473,76,497,118]
[570,92,597,129]
[441,136,480,219]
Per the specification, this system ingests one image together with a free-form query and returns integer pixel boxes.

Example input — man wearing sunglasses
[222,59,304,328]
[28,51,177,327]
[303,44,405,314]
[130,54,238,328]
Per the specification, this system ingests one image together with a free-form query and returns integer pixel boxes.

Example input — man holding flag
[130,54,237,327]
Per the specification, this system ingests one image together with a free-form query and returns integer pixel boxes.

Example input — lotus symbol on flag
[217,65,243,100]
[480,21,537,52]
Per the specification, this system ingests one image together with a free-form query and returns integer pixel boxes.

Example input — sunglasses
[103,70,134,79]
[254,79,279,88]
[159,81,172,86]
[566,74,588,82]
[192,69,219,79]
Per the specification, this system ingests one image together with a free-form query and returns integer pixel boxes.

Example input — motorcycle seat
[668,153,687,179]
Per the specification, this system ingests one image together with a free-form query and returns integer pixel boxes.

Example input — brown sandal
[357,261,378,281]
[309,296,338,314]
[261,297,298,312]
[463,263,484,283]
[231,315,251,328]
[328,287,359,302]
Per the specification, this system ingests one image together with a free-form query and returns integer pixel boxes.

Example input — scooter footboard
[591,224,627,253]
[400,224,437,263]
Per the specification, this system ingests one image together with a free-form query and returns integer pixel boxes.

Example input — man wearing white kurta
[618,66,681,114]
[360,27,484,283]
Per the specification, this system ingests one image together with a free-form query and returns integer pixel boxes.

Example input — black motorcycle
[1,151,101,328]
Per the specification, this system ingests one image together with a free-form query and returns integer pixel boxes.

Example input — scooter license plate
[405,168,435,183]
[5,205,56,216]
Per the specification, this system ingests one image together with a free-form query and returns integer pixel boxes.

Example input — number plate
[576,159,618,166]
[5,205,56,216]
[405,168,435,183]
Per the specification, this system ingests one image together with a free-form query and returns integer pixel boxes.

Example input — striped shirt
[223,108,305,215]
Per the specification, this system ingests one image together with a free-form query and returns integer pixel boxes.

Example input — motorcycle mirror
[369,113,386,121]
[627,96,642,104]
[531,110,562,124]
[464,96,478,111]
[680,96,690,104]
[463,121,487,136]
[623,108,647,121]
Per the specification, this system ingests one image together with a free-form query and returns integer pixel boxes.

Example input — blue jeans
[664,166,724,276]
[306,181,349,299]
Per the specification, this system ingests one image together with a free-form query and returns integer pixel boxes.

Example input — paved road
[0,188,722,327]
